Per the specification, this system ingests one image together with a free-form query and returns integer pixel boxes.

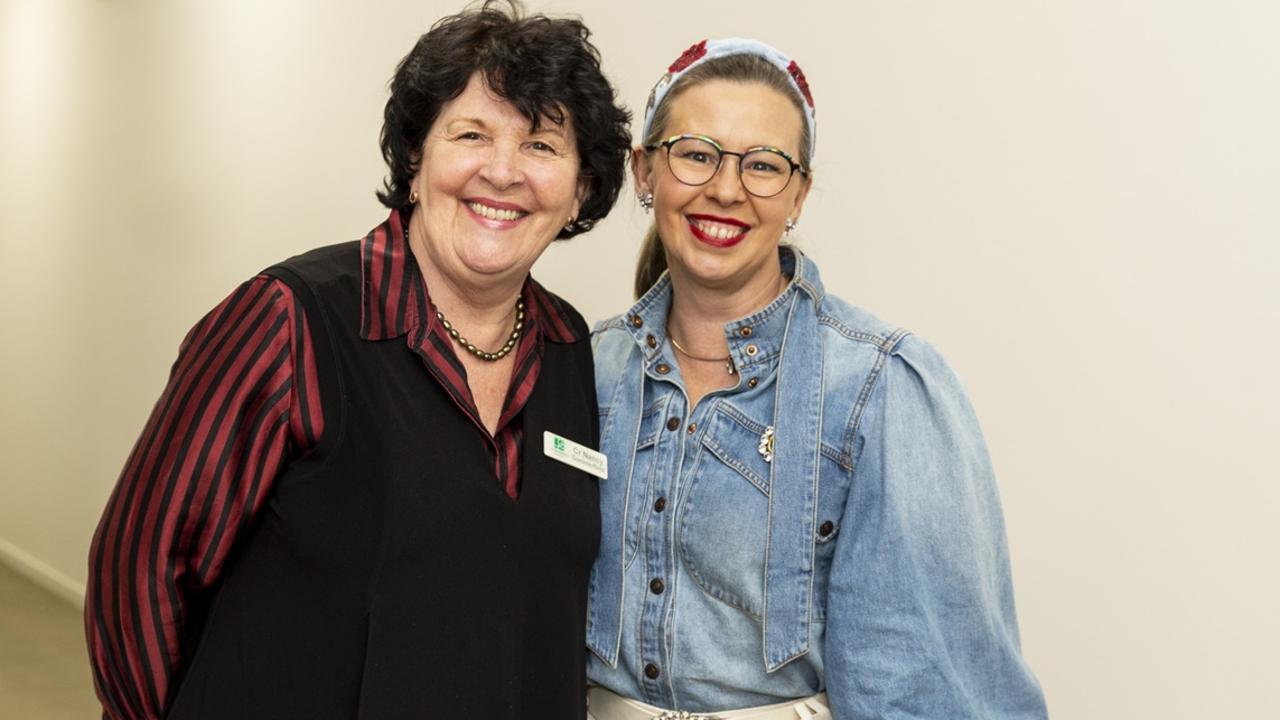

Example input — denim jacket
[586,247,1047,718]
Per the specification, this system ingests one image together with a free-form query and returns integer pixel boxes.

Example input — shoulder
[537,286,591,342]
[590,313,630,339]
[257,240,363,319]
[588,314,641,405]
[805,290,980,443]
[809,306,981,459]
[808,281,958,379]
[815,292,911,355]
[816,293,968,395]
[590,313,636,361]
[265,240,362,290]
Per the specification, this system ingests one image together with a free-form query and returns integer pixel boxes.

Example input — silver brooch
[757,426,775,463]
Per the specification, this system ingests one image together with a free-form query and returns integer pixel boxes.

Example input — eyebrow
[443,117,491,133]
[443,116,569,139]
[528,125,569,139]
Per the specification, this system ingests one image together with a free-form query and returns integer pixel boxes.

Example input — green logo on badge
[553,437,566,452]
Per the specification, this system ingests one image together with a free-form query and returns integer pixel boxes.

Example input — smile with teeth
[689,217,748,240]
[467,201,528,222]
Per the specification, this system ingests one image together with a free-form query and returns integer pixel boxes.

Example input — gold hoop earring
[409,190,419,204]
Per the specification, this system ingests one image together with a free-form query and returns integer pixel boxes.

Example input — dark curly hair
[377,0,631,239]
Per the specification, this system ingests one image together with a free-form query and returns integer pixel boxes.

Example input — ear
[630,145,654,197]
[788,171,813,225]
[409,155,424,203]
[572,173,590,220]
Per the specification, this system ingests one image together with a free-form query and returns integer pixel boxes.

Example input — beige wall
[2,0,1277,717]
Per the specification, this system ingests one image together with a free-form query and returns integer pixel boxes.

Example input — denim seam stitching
[700,435,769,496]
[844,328,912,471]
[760,296,811,672]
[717,402,843,465]
[816,314,897,347]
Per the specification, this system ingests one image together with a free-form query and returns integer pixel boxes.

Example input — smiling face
[410,72,586,292]
[634,79,811,293]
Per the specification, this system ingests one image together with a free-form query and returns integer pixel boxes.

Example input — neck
[407,226,524,344]
[666,257,786,355]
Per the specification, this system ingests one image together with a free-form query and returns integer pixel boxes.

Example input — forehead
[435,72,570,137]
[663,80,803,154]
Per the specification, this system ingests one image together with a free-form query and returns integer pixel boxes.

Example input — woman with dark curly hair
[85,3,629,718]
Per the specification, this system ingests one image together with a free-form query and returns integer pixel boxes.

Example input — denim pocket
[677,403,772,618]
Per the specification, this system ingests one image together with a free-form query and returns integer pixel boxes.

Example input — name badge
[543,431,608,480]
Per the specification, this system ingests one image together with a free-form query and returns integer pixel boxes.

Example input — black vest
[166,242,600,719]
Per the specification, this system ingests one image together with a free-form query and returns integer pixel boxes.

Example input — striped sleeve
[85,275,323,719]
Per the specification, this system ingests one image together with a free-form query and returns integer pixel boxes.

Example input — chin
[455,239,529,275]
[673,254,741,288]
[460,255,523,278]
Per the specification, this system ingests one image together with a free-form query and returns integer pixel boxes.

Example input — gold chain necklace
[668,334,736,375]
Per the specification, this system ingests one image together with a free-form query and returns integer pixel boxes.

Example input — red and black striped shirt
[86,211,582,719]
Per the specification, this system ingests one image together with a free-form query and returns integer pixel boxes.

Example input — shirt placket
[638,363,694,707]
[638,360,732,708]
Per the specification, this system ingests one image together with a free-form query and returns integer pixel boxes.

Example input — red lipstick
[686,213,750,248]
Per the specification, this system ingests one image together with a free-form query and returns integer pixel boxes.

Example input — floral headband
[642,37,817,161]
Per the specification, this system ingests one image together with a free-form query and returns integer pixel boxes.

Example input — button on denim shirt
[586,247,1047,718]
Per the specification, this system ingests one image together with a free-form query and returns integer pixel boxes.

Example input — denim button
[819,520,835,537]
[646,334,657,348]
[739,326,753,338]
[649,578,665,594]
[747,377,759,388]
[656,363,671,374]
[631,315,644,328]
[666,417,680,431]
[686,423,697,434]
[745,344,759,357]
[654,497,667,512]
[644,663,660,679]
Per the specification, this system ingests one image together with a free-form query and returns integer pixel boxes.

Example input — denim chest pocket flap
[699,402,774,495]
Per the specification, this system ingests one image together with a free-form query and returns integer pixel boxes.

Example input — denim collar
[621,246,825,378]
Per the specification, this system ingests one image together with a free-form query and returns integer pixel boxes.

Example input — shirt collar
[359,210,581,344]
[621,245,825,374]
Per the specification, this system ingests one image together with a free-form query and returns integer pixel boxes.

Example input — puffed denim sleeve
[824,334,1047,719]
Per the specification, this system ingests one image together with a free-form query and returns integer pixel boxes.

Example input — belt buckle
[651,713,721,720]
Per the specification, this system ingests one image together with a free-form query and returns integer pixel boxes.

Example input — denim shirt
[586,247,1047,718]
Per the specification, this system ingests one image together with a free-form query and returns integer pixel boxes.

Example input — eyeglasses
[644,134,808,198]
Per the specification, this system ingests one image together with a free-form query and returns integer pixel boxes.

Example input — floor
[0,562,102,718]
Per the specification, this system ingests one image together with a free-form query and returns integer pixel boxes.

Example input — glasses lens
[666,137,721,186]
[740,149,794,197]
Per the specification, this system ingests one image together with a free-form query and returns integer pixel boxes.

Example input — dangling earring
[409,190,419,204]
[785,218,797,235]
[639,192,654,213]
[564,216,576,232]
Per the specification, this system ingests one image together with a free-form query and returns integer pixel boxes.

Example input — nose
[704,154,747,205]
[478,141,524,190]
